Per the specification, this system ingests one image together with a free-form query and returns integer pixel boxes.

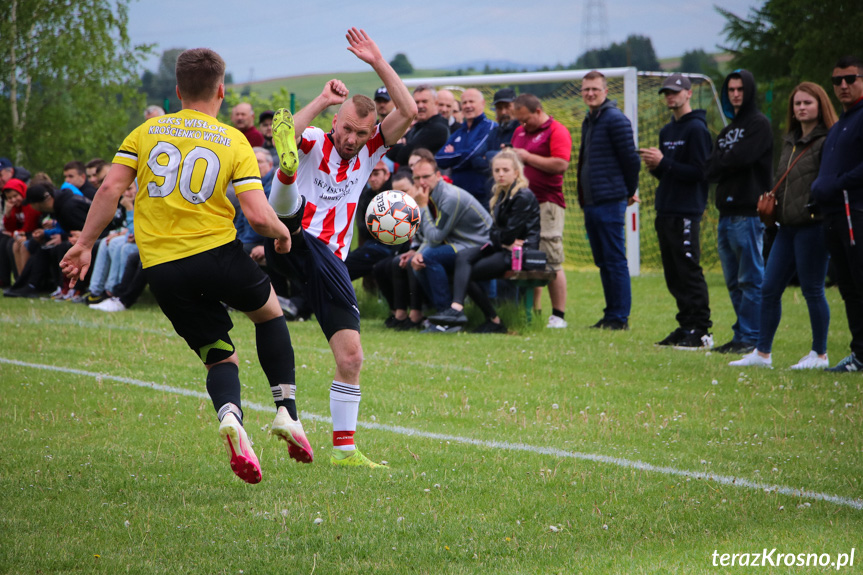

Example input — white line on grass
[4,356,861,511]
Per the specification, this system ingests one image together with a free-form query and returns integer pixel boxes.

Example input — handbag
[522,249,548,271]
[757,141,816,227]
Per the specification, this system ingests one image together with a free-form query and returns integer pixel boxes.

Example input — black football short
[265,230,360,341]
[144,240,271,362]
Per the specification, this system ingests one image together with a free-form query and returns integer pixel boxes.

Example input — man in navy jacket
[577,70,641,330]
[812,55,863,372]
[436,88,496,208]
[641,74,714,349]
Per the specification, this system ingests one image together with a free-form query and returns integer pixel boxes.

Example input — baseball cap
[259,110,275,124]
[0,157,13,170]
[493,88,516,105]
[1,178,26,197]
[374,87,391,102]
[659,74,692,94]
[372,159,390,173]
[24,184,53,205]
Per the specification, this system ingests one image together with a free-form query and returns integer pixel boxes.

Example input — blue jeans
[584,200,630,323]
[757,224,829,354]
[88,237,116,295]
[717,215,764,344]
[413,244,456,311]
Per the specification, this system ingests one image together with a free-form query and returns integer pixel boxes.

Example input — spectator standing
[259,110,278,165]
[436,89,462,133]
[487,88,520,160]
[386,84,450,166]
[232,102,265,147]
[706,69,773,355]
[144,105,165,120]
[730,82,837,369]
[435,88,497,207]
[640,74,714,349]
[511,93,574,328]
[812,56,863,372]
[577,72,641,331]
[374,86,395,122]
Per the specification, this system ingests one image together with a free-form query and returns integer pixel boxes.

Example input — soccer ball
[365,190,421,245]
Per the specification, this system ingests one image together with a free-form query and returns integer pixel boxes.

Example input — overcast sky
[128,0,762,83]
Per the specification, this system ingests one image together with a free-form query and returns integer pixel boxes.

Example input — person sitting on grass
[428,150,540,333]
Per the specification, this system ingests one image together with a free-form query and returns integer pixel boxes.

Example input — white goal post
[403,68,642,276]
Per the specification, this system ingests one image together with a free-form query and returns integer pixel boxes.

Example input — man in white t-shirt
[265,28,416,468]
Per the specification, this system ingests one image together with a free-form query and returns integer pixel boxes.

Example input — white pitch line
[3,357,861,511]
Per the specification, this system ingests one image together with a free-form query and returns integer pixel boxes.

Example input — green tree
[678,49,719,76]
[141,48,185,113]
[574,35,661,71]
[0,0,151,177]
[389,53,414,75]
[717,0,863,122]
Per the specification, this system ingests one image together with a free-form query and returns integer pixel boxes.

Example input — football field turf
[1,271,860,574]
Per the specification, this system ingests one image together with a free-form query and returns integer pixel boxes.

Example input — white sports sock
[269,170,302,217]
[330,381,360,451]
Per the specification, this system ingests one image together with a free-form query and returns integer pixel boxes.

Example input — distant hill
[230,53,733,105]
[229,69,450,108]
[438,59,546,72]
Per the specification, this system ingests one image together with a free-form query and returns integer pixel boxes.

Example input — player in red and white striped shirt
[265,28,416,468]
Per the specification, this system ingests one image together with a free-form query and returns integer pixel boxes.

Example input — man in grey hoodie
[410,156,492,332]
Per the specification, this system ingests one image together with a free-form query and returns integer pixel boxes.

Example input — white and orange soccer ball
[365,190,421,245]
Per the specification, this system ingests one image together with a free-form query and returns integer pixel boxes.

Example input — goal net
[403,69,727,275]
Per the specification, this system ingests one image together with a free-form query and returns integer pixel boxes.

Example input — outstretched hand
[59,244,92,288]
[345,27,382,66]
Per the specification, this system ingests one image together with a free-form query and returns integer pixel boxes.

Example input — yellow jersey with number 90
[113,109,262,268]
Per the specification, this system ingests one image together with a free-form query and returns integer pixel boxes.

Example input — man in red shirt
[511,93,573,328]
[231,102,265,147]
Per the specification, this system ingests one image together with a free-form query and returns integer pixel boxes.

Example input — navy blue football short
[265,230,360,341]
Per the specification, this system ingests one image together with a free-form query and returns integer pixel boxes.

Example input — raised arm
[346,27,417,146]
[292,79,349,142]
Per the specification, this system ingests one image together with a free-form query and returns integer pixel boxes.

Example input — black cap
[0,157,12,170]
[659,74,692,94]
[24,184,53,206]
[259,110,275,124]
[493,88,516,104]
[374,87,391,102]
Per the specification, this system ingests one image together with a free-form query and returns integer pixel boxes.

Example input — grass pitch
[1,271,861,574]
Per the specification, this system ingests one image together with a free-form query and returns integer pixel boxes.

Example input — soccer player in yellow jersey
[60,48,312,485]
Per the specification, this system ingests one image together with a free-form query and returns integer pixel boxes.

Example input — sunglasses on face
[831,74,863,86]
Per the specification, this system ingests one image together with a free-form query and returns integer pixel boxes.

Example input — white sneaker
[546,315,568,329]
[729,350,772,368]
[270,406,314,463]
[90,297,126,312]
[790,351,829,370]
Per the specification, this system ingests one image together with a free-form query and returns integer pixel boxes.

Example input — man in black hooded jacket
[706,69,773,355]
[641,74,714,350]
